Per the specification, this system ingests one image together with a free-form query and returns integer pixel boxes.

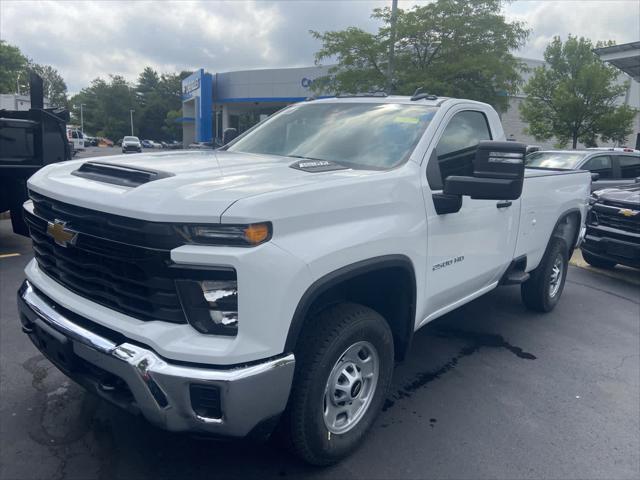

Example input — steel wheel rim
[323,341,379,435]
[549,254,564,298]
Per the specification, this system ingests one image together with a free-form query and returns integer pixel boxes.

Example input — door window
[427,110,492,189]
[617,155,640,179]
[582,156,613,179]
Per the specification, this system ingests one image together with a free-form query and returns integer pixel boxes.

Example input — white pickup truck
[17,95,590,464]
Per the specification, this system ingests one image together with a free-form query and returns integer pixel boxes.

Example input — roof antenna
[412,87,424,98]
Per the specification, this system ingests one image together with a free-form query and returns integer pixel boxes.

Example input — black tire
[582,250,616,269]
[521,237,569,312]
[281,302,394,465]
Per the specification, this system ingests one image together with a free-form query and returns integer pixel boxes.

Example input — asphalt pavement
[1,219,638,480]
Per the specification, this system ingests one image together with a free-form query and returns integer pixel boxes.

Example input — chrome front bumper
[18,280,295,437]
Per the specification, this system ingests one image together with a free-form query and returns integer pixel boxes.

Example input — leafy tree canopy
[520,36,636,148]
[311,0,529,111]
[69,69,191,141]
[0,40,68,108]
[0,40,28,93]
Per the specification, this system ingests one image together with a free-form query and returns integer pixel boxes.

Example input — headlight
[176,275,238,336]
[180,222,272,247]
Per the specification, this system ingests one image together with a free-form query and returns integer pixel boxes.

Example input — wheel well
[285,257,416,362]
[552,210,581,254]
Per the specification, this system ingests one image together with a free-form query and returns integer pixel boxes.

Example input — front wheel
[521,238,568,312]
[281,302,394,465]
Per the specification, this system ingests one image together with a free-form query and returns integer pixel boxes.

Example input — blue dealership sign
[182,69,213,142]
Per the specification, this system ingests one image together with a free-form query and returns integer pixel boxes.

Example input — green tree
[163,109,183,139]
[520,36,635,149]
[70,75,137,140]
[0,41,68,106]
[0,40,28,93]
[311,0,529,111]
[134,69,188,140]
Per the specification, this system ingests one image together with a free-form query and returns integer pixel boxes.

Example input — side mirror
[444,141,526,201]
[222,128,238,145]
[591,172,600,182]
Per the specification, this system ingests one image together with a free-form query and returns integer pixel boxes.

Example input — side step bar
[499,255,530,285]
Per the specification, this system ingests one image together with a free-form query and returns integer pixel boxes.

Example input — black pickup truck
[583,183,640,269]
[0,74,71,236]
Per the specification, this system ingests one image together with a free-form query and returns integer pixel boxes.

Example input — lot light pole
[129,109,135,136]
[386,0,398,93]
[80,104,85,134]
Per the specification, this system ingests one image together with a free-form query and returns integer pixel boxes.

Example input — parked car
[18,95,591,465]
[141,139,154,148]
[526,150,640,191]
[121,136,142,153]
[83,135,98,147]
[66,127,85,151]
[187,141,216,149]
[161,140,182,149]
[582,183,640,269]
[98,137,114,147]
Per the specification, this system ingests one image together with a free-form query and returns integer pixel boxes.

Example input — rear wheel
[281,302,394,465]
[521,238,568,312]
[582,250,616,269]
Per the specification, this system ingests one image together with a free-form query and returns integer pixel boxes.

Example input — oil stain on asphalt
[383,329,536,412]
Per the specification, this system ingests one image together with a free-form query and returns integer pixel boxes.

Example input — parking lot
[1,219,638,480]
[74,146,139,159]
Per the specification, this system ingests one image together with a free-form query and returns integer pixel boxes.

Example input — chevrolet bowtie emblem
[619,208,639,218]
[46,220,78,247]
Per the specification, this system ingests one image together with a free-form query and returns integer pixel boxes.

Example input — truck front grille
[592,206,640,235]
[23,193,195,324]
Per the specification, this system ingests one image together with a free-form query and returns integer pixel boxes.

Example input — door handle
[497,201,512,209]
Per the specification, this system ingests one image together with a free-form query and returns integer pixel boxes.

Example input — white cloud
[504,1,640,59]
[1,0,638,94]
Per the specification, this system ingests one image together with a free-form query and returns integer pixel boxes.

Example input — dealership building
[182,50,640,149]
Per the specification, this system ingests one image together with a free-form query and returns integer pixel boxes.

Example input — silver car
[526,149,640,191]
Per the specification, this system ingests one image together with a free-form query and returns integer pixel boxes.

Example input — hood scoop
[289,159,349,173]
[71,161,173,187]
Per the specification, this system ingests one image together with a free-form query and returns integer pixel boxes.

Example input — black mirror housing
[444,141,526,201]
[591,172,600,182]
[222,128,238,145]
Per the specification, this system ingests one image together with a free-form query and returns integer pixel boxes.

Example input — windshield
[227,102,437,169]
[525,151,587,169]
[124,136,139,142]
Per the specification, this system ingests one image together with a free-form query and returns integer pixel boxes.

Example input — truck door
[421,108,520,317]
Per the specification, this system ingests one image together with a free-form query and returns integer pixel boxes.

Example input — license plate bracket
[31,320,78,373]
[607,243,635,259]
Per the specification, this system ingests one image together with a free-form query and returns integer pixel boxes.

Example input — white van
[66,127,85,151]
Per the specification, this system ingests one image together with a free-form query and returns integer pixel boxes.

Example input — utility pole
[80,104,85,134]
[386,0,398,94]
[129,109,135,135]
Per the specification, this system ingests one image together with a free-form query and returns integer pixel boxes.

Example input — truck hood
[593,184,640,207]
[27,150,370,222]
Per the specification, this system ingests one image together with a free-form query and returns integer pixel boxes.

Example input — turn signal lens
[244,223,270,245]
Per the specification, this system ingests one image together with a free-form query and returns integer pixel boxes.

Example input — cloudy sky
[1,0,638,94]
